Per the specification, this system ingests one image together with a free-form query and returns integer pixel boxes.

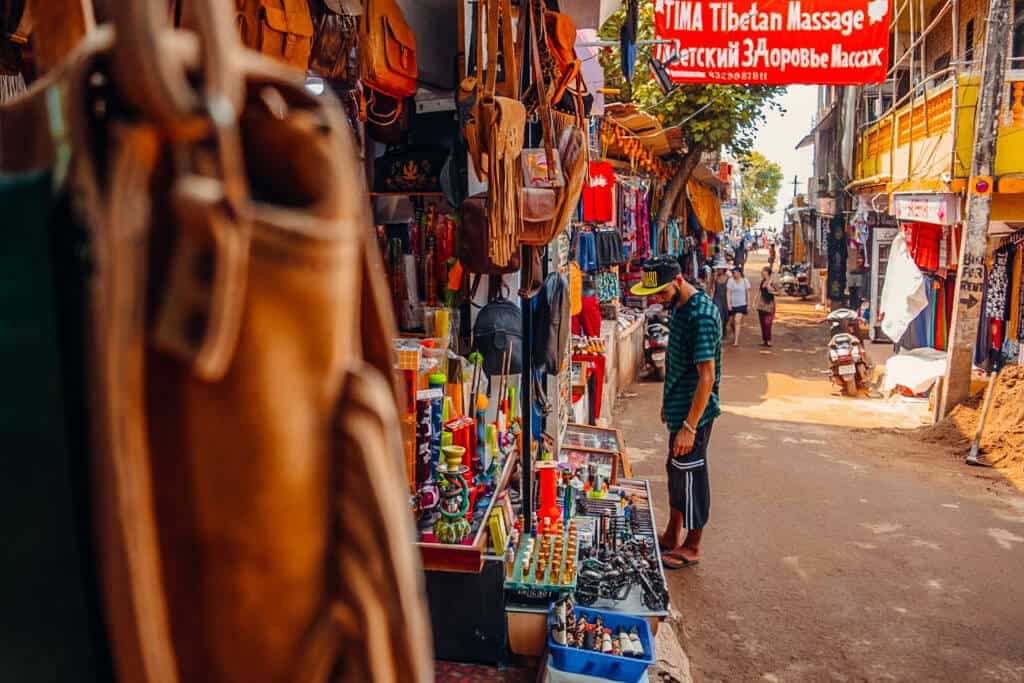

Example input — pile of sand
[917,365,1024,482]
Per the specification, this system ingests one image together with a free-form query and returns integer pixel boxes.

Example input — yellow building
[851,0,1024,230]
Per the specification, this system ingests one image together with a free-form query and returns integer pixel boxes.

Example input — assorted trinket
[550,598,646,659]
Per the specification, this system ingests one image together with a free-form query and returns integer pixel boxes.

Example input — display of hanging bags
[457,0,525,271]
[0,2,434,680]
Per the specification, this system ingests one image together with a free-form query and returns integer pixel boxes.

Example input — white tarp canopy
[882,347,948,394]
[879,232,928,343]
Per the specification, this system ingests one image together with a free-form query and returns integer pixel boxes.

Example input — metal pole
[520,277,534,534]
[940,0,1012,418]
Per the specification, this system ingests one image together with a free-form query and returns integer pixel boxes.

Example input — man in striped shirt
[631,256,721,569]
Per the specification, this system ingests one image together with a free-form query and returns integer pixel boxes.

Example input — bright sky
[753,85,817,231]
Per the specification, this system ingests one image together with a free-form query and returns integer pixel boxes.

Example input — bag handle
[526,0,555,184]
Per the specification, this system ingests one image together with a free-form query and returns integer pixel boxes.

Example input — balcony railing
[854,64,1024,190]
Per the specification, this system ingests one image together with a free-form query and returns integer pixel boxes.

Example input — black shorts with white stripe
[666,421,714,530]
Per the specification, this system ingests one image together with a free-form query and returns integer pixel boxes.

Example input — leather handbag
[51,16,433,683]
[520,0,587,247]
[544,9,580,105]
[307,4,359,82]
[237,0,315,69]
[458,192,521,274]
[374,144,448,193]
[360,0,417,125]
[456,0,524,270]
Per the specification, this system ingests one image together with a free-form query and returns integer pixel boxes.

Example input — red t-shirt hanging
[582,161,615,223]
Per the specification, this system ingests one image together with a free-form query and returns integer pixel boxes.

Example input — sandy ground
[615,252,1024,682]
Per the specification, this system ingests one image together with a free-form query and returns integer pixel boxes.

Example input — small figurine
[551,618,567,646]
[601,629,613,653]
[582,628,595,651]
[628,626,643,657]
[617,628,632,656]
[504,546,516,579]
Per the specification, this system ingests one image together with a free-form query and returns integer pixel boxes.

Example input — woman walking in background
[757,267,779,346]
[726,267,750,346]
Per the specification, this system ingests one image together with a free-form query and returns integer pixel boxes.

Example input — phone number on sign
[706,71,770,82]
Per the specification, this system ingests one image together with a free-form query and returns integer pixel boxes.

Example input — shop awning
[688,180,724,234]
[603,103,679,159]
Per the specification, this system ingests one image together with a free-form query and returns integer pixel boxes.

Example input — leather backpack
[360,0,417,124]
[532,271,569,373]
[472,294,522,377]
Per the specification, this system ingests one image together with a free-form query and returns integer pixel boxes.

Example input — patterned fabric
[595,270,620,303]
[987,249,1011,319]
[664,290,722,431]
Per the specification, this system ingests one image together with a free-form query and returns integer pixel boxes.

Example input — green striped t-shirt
[663,290,722,431]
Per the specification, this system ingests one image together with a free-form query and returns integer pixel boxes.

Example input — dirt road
[616,253,1024,682]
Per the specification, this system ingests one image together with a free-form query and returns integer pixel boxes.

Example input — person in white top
[725,268,751,347]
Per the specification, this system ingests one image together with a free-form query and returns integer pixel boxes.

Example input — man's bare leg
[659,509,684,551]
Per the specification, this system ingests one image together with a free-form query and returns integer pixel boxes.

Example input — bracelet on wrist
[682,420,697,434]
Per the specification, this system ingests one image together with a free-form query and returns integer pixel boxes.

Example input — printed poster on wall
[654,0,891,84]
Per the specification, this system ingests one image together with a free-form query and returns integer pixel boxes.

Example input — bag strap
[495,0,518,98]
[483,0,498,99]
[471,0,483,79]
[527,0,556,183]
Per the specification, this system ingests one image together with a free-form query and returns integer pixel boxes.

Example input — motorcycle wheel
[844,377,858,397]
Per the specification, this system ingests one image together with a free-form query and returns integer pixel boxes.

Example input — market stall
[222,0,684,675]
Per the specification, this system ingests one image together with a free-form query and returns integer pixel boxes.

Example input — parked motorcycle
[826,309,870,396]
[780,264,812,299]
[643,304,670,381]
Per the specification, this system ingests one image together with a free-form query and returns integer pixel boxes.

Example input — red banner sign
[653,0,891,84]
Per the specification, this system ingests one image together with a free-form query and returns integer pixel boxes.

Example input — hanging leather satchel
[307,3,359,82]
[53,14,433,682]
[360,0,417,125]
[520,0,587,247]
[458,192,522,274]
[457,0,524,271]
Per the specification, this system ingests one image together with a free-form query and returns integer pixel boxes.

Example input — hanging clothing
[576,230,598,272]
[880,233,929,342]
[596,270,621,303]
[582,161,615,224]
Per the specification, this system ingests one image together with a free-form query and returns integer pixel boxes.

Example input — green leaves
[737,151,784,227]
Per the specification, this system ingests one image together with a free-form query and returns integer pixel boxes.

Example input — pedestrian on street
[630,256,721,569]
[768,242,777,270]
[756,266,779,347]
[712,265,730,336]
[734,238,747,271]
[726,267,750,347]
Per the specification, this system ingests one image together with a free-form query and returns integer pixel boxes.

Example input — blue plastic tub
[547,604,655,682]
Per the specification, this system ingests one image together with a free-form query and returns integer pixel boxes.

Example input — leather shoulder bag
[457,0,524,272]
[360,0,417,125]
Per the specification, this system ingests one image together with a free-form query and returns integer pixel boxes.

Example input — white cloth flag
[880,232,928,343]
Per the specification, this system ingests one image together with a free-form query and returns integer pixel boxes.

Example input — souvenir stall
[310,0,675,677]
[976,230,1024,367]
[888,194,963,354]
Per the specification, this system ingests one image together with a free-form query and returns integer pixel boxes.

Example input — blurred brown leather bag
[60,17,432,683]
